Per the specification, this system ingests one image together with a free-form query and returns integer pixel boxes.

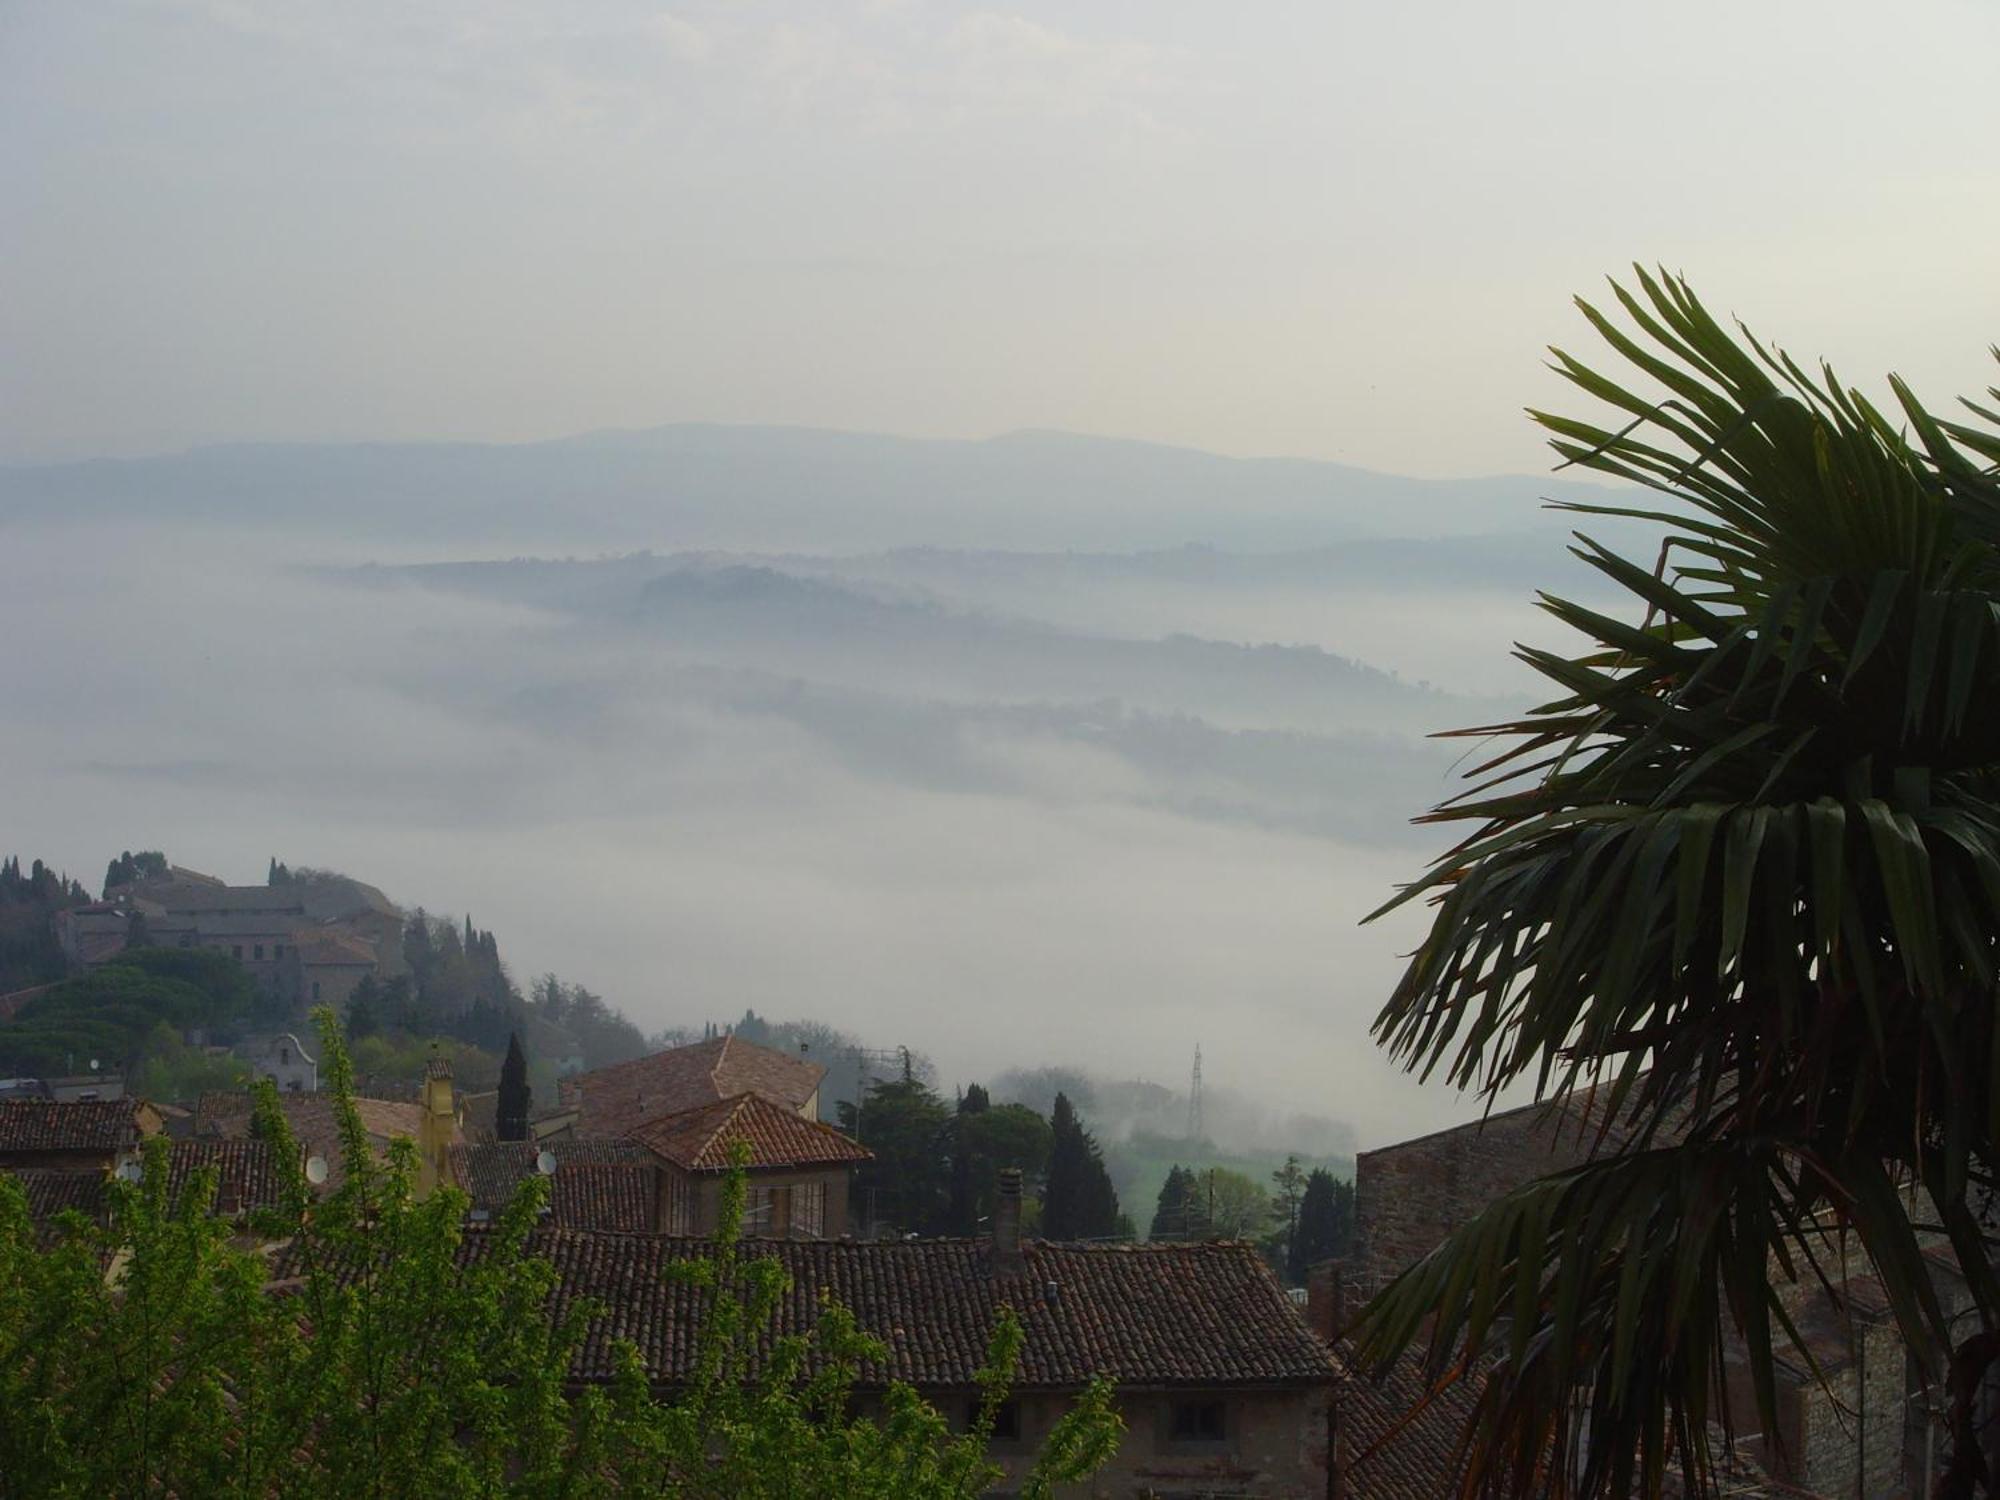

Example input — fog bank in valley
[0,431,1621,1146]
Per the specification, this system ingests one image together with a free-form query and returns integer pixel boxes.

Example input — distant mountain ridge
[0,422,1627,554]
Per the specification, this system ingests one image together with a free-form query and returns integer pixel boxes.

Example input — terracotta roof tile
[279,1230,1338,1392]
[628,1093,871,1174]
[0,1098,145,1154]
[449,1140,656,1231]
[195,1091,439,1192]
[164,1139,285,1215]
[2,1167,106,1223]
[567,1037,825,1139]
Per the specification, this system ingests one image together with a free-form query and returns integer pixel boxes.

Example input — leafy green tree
[1353,270,2000,1497]
[101,849,167,893]
[0,1008,1124,1498]
[1148,1164,1209,1242]
[1187,1167,1267,1241]
[498,1030,532,1141]
[1042,1094,1125,1240]
[0,948,266,1078]
[840,1077,954,1235]
[1265,1154,1305,1278]
[947,1090,1053,1236]
[1289,1169,1352,1284]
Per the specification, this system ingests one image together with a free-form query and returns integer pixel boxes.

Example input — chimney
[1305,1259,1345,1344]
[992,1166,1024,1275]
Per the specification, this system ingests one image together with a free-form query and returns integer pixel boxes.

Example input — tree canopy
[1042,1094,1127,1241]
[1353,269,2000,1496]
[0,1009,1124,1497]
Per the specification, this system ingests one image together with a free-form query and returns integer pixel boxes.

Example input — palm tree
[1350,268,2000,1497]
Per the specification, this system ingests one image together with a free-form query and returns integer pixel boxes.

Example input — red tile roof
[164,1139,285,1215]
[449,1140,656,1231]
[628,1093,871,1174]
[0,1098,145,1154]
[2,1167,106,1223]
[564,1036,825,1139]
[279,1230,1338,1393]
[195,1091,440,1192]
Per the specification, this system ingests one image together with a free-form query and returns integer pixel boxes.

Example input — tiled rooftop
[449,1140,656,1231]
[628,1093,871,1174]
[164,1139,286,1214]
[280,1230,1338,1392]
[2,1167,106,1223]
[195,1091,440,1191]
[562,1036,825,1139]
[0,1098,145,1154]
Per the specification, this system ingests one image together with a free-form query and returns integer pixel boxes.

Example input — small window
[991,1399,1022,1443]
[274,943,284,959]
[312,980,321,1001]
[232,946,242,960]
[954,1397,1022,1442]
[1168,1400,1227,1444]
[253,944,264,960]
[280,1047,290,1065]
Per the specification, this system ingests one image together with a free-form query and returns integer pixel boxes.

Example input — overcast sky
[5,0,1997,474]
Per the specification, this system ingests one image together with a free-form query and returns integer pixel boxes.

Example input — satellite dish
[88,1059,100,1072]
[535,1150,557,1176]
[117,1160,143,1183]
[304,1155,329,1186]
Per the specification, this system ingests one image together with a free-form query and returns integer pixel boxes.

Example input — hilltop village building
[55,866,402,1012]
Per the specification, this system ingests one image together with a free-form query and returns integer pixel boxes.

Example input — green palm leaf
[1355,269,2000,1498]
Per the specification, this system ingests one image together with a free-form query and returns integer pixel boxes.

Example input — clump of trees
[100,849,167,892]
[0,946,276,1081]
[0,855,92,995]
[838,1075,1129,1240]
[0,1010,1124,1497]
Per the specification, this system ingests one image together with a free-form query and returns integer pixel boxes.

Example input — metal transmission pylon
[1187,1043,1204,1145]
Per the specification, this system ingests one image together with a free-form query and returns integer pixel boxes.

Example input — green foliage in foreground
[1355,269,2000,1496]
[0,1009,1123,1499]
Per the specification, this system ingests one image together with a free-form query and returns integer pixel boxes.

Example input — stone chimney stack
[992,1166,1025,1275]
[1305,1259,1345,1344]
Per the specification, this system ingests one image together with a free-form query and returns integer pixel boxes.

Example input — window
[232,945,242,960]
[956,1397,1022,1444]
[279,1047,290,1065]
[253,944,264,961]
[744,1186,777,1233]
[791,1180,827,1238]
[274,943,284,959]
[312,980,321,1001]
[991,1399,1022,1443]
[1168,1399,1227,1445]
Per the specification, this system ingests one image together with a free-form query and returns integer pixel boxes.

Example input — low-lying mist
[2,454,1608,1146]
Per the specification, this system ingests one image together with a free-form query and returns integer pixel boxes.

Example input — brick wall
[1354,1099,1602,1285]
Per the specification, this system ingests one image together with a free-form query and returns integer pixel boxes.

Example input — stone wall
[980,1387,1331,1499]
[1354,1099,1602,1285]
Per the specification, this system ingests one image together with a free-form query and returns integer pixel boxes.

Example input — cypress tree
[946,1083,991,1235]
[1291,1168,1353,1281]
[1042,1093,1124,1240]
[497,1032,531,1142]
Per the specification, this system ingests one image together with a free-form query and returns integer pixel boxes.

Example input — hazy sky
[5,0,1997,474]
